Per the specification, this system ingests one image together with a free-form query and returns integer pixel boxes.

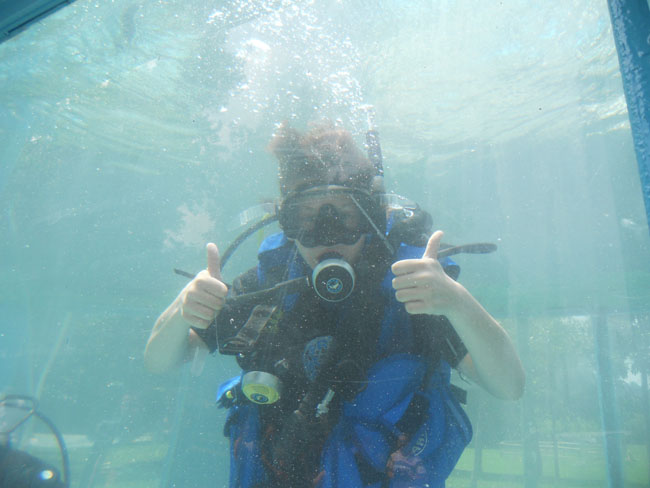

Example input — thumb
[423,230,443,260]
[206,242,222,280]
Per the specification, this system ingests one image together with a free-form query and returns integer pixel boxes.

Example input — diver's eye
[337,206,360,228]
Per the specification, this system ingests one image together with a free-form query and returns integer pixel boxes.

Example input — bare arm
[443,287,524,399]
[144,243,227,374]
[144,296,207,373]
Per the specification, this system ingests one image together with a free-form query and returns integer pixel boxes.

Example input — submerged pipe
[607,0,650,235]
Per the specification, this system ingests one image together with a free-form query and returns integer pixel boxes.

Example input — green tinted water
[1,1,649,487]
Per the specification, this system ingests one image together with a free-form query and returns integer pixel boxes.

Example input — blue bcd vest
[218,233,472,488]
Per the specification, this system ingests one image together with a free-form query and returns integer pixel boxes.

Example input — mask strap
[350,195,394,255]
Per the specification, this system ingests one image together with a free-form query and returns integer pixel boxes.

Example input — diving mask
[278,186,385,248]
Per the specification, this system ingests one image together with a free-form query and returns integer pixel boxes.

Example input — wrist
[438,281,471,321]
[161,297,192,333]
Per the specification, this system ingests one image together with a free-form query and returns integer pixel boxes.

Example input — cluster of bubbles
[203,0,373,140]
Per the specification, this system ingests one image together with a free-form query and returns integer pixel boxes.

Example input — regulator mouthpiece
[241,371,282,404]
[311,253,355,302]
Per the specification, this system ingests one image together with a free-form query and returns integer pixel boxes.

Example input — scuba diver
[145,121,525,488]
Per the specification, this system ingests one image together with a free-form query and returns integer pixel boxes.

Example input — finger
[394,288,425,303]
[392,271,428,290]
[183,313,212,330]
[422,230,444,260]
[391,258,426,276]
[195,274,228,299]
[185,300,220,321]
[403,300,427,315]
[191,288,227,309]
[206,242,222,280]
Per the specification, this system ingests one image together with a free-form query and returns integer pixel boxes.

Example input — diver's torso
[219,236,470,488]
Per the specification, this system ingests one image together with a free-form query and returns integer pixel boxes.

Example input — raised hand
[391,231,461,316]
[178,242,229,328]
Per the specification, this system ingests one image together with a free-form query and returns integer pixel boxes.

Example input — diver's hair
[269,120,376,195]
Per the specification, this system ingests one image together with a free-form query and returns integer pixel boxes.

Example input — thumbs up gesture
[178,242,229,329]
[391,231,462,316]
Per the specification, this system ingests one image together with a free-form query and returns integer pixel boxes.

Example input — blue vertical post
[607,0,650,234]
[593,312,624,488]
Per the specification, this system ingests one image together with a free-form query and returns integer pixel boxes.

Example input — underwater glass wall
[1,0,649,487]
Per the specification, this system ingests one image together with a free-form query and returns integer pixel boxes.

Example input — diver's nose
[318,204,339,221]
[315,205,343,245]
